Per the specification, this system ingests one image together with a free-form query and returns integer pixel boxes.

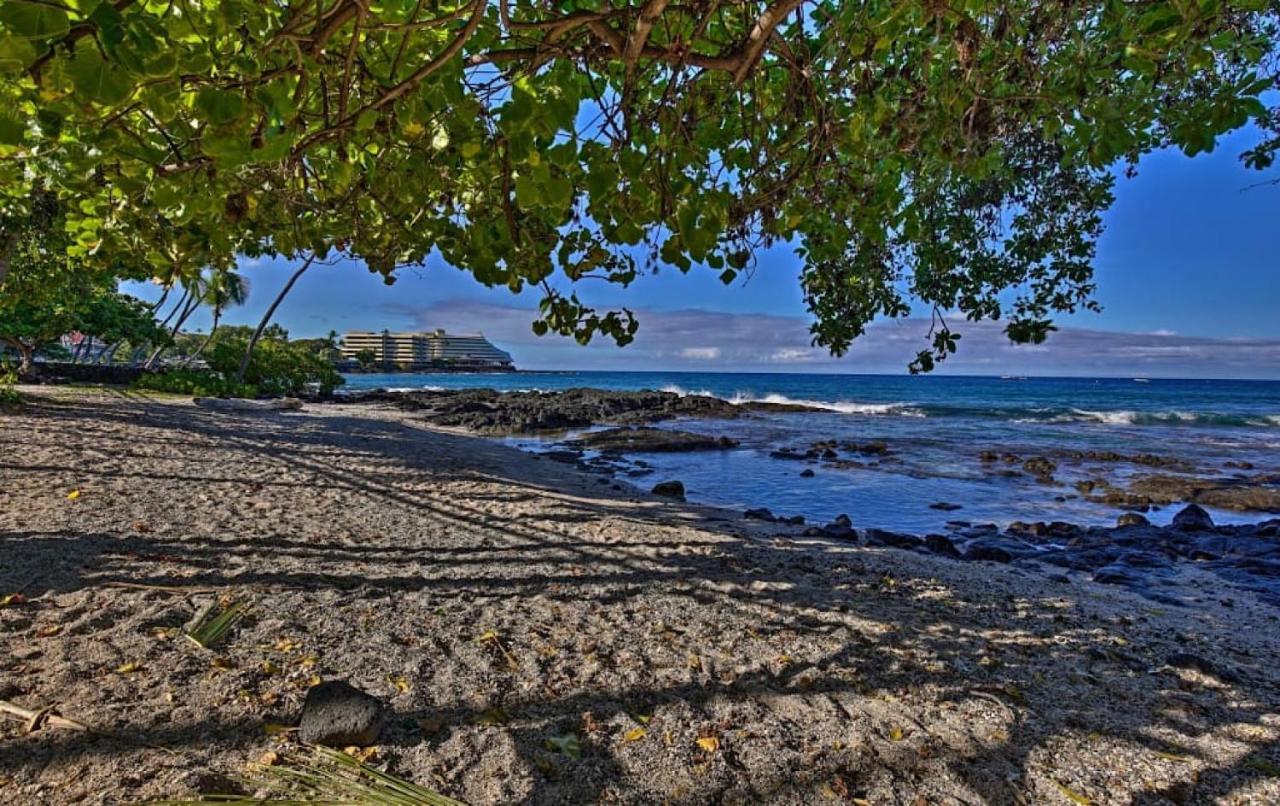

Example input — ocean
[340,371,1280,532]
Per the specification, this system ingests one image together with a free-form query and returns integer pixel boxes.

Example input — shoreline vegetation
[2,386,1278,803]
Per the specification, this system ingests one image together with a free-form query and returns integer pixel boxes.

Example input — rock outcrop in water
[569,427,738,453]
[339,387,817,434]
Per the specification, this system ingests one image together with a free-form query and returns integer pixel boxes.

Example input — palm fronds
[153,745,465,805]
[185,600,248,649]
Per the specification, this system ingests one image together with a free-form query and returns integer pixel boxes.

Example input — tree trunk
[156,286,190,331]
[235,255,315,386]
[145,291,201,369]
[97,341,123,366]
[185,308,221,366]
[75,336,94,364]
[149,285,172,314]
[15,343,33,376]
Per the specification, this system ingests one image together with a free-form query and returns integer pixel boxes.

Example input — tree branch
[732,0,805,86]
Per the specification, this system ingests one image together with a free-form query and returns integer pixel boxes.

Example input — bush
[131,331,343,399]
[134,368,253,398]
[205,335,343,396]
[0,369,21,408]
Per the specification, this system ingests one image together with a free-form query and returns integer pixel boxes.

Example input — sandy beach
[2,387,1279,804]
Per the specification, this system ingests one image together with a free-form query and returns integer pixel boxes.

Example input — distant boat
[1133,378,1150,383]
[1000,375,1028,381]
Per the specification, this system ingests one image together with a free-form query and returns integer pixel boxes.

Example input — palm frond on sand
[185,600,248,649]
[152,745,465,805]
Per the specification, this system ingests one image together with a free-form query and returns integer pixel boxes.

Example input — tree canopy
[0,190,162,371]
[1,0,1277,368]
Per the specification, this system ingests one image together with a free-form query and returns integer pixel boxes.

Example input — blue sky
[125,126,1280,377]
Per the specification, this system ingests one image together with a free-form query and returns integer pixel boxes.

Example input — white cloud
[383,299,1280,378]
[769,348,819,362]
[678,346,722,360]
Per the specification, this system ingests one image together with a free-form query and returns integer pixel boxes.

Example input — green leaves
[2,0,1275,371]
[68,46,132,106]
[0,35,36,73]
[195,88,246,126]
[0,1,69,39]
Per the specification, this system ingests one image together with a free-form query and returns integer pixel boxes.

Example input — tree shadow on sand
[1,392,1278,803]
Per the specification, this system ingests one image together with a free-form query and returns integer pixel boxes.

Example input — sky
[124,126,1280,378]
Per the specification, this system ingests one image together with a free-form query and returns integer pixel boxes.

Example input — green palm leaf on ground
[153,745,465,805]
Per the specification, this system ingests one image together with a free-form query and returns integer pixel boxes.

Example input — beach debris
[298,680,385,747]
[387,674,411,695]
[66,489,81,500]
[545,732,581,758]
[622,727,647,742]
[1054,781,1092,805]
[152,745,463,805]
[475,706,508,726]
[1171,504,1214,532]
[0,699,89,733]
[695,735,720,754]
[0,593,25,608]
[116,661,142,674]
[1245,756,1280,778]
[475,629,520,670]
[185,599,248,650]
[650,480,685,500]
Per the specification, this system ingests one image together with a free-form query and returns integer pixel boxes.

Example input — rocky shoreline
[730,502,1280,610]
[339,386,1280,610]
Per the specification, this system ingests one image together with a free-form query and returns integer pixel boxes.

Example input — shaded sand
[2,388,1279,804]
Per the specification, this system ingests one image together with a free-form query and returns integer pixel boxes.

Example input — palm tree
[185,270,250,365]
[145,265,210,369]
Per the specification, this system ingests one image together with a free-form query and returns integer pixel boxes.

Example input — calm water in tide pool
[341,371,1280,532]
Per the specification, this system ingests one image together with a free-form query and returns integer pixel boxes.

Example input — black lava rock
[1172,504,1214,532]
[1116,512,1150,528]
[744,507,777,522]
[924,534,962,558]
[864,528,922,550]
[799,469,815,478]
[299,681,385,747]
[651,480,686,500]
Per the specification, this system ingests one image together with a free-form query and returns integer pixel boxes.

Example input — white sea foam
[1071,408,1142,425]
[662,385,925,416]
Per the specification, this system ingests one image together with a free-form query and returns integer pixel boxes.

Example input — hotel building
[340,330,514,371]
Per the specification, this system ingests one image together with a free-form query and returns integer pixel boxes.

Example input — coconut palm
[185,270,250,366]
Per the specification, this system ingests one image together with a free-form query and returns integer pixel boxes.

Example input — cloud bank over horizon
[386,300,1280,379]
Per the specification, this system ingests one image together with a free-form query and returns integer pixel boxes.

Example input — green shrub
[134,368,254,398]
[0,369,21,408]
[205,334,343,396]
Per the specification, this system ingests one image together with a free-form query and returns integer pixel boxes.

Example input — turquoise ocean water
[341,372,1280,532]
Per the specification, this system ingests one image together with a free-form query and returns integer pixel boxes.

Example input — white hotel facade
[340,330,514,370]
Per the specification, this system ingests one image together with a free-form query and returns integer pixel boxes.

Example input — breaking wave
[659,385,1277,427]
